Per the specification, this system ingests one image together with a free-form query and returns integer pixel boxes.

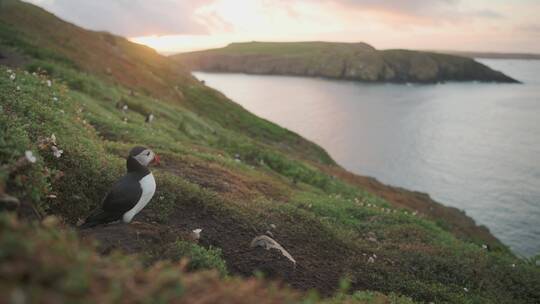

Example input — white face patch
[134,149,155,167]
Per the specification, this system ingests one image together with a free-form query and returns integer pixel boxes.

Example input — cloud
[25,0,214,36]
[321,0,503,24]
[516,24,540,36]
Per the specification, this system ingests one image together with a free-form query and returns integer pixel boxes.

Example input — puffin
[80,146,160,228]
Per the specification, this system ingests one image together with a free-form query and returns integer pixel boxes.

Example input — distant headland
[173,41,519,84]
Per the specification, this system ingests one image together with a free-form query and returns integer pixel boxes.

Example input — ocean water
[194,59,540,257]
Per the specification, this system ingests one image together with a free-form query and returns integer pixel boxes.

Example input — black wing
[102,173,143,214]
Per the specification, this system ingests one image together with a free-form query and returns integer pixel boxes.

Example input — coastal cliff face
[1,1,539,303]
[174,42,519,83]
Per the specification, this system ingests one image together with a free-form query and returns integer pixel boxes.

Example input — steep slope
[1,1,539,303]
[0,0,333,165]
[173,41,519,83]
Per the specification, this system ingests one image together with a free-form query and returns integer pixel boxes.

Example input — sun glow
[127,0,540,54]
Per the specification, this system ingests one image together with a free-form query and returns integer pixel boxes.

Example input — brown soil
[159,153,291,203]
[164,202,346,295]
[80,199,347,296]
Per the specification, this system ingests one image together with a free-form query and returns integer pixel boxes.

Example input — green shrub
[168,240,228,276]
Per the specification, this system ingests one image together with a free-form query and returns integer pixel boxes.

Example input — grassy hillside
[1,1,539,303]
[174,41,519,83]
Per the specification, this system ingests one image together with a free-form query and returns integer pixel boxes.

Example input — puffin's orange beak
[152,154,161,166]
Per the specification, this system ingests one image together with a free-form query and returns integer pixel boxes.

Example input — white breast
[122,173,156,223]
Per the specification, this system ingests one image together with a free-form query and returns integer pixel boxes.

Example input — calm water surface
[194,59,540,257]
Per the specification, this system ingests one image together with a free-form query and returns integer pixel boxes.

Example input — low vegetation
[0,1,539,303]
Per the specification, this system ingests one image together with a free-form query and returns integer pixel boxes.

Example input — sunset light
[27,0,540,54]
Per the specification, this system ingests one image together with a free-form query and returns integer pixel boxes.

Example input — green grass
[0,4,539,302]
[197,41,374,57]
[165,240,228,276]
[2,53,540,304]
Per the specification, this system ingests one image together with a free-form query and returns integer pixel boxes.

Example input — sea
[194,59,540,257]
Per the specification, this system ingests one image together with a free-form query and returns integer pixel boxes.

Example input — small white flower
[511,263,516,268]
[464,287,469,292]
[9,73,16,81]
[47,80,52,87]
[16,86,21,91]
[367,256,375,263]
[122,104,128,111]
[481,244,488,249]
[52,97,58,102]
[25,150,37,163]
[51,146,63,158]
[7,69,12,73]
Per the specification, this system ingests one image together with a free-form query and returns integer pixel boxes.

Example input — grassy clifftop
[174,41,519,83]
[1,1,539,303]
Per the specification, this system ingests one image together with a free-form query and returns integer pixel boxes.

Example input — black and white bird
[80,146,160,228]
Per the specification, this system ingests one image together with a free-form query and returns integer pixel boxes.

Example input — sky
[26,0,540,54]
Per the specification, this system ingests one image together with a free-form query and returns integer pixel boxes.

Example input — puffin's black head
[129,146,160,167]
